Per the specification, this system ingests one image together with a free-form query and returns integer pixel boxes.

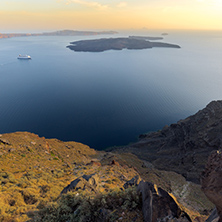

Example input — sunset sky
[0,0,222,32]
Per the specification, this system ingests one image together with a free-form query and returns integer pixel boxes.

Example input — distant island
[41,30,118,36]
[129,35,163,40]
[67,37,181,52]
[0,30,118,39]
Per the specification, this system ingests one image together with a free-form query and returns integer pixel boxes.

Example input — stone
[82,174,99,187]
[123,175,141,189]
[137,181,192,222]
[86,160,101,167]
[0,138,10,145]
[201,150,222,222]
[60,173,99,195]
[137,181,153,222]
[205,208,219,222]
[110,160,120,166]
[8,148,15,152]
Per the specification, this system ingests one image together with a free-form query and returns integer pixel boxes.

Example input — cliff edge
[117,100,222,183]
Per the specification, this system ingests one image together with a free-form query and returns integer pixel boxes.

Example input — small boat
[17,54,31,60]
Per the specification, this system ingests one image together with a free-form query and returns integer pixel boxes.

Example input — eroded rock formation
[137,180,192,222]
[123,175,141,189]
[120,100,222,183]
[201,150,222,222]
[60,173,99,194]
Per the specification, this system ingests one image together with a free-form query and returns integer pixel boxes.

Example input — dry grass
[0,132,140,221]
[0,132,214,221]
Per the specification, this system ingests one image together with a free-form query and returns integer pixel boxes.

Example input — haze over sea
[0,30,222,149]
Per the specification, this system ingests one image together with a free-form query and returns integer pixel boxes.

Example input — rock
[82,174,99,187]
[123,175,141,189]
[194,216,205,222]
[205,208,219,222]
[137,181,153,222]
[201,150,222,222]
[120,100,222,183]
[86,160,101,167]
[45,142,50,152]
[0,138,11,145]
[8,148,15,152]
[137,181,192,222]
[60,173,99,195]
[111,160,120,166]
[62,162,71,168]
[142,161,154,169]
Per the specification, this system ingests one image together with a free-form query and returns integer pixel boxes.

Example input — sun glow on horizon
[0,0,221,32]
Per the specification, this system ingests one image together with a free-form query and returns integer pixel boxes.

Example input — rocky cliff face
[137,180,192,222]
[201,150,222,222]
[119,100,222,183]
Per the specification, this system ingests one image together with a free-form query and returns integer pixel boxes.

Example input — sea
[0,30,222,149]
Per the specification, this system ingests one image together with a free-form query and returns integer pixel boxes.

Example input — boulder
[205,208,219,222]
[137,181,153,222]
[137,181,192,222]
[60,173,99,195]
[201,150,222,222]
[86,160,101,167]
[123,175,141,189]
[110,160,120,166]
[0,138,11,145]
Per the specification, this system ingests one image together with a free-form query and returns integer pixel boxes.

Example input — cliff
[116,100,222,183]
[201,150,222,222]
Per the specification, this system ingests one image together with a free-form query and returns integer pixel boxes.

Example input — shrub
[0,172,17,184]
[22,188,39,205]
[29,187,142,222]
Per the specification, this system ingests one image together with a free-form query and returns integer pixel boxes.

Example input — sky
[0,0,222,32]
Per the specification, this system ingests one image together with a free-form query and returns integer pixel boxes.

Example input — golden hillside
[0,132,213,221]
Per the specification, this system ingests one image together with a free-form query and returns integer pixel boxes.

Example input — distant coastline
[67,36,181,52]
[129,35,164,40]
[0,30,118,39]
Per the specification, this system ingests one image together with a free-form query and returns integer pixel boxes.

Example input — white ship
[17,54,31,60]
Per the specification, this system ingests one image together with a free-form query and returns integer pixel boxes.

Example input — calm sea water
[0,30,222,149]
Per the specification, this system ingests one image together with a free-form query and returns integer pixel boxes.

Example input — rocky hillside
[0,132,213,221]
[117,100,222,183]
[201,150,222,222]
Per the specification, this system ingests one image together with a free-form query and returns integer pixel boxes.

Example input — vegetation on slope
[0,131,213,221]
[0,132,141,221]
[30,187,142,222]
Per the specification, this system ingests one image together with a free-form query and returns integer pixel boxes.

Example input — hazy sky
[0,0,222,32]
